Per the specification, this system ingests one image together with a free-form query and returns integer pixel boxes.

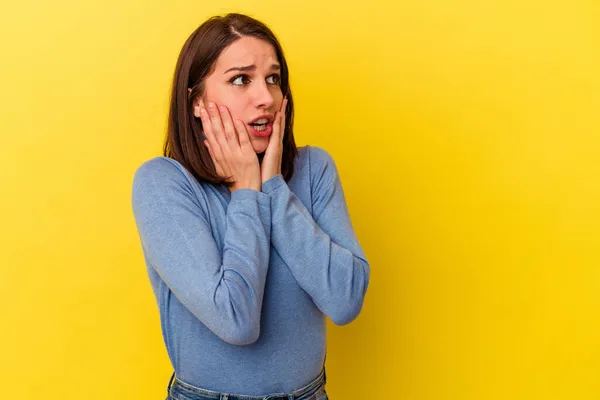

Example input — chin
[251,138,269,154]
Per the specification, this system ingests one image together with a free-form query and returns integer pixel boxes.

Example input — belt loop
[166,371,175,395]
[220,395,229,400]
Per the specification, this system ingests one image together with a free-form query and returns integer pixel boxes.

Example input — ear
[188,88,204,118]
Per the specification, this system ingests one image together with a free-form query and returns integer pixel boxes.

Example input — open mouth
[249,118,270,132]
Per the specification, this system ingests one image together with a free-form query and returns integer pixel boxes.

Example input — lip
[247,122,273,137]
[248,114,274,124]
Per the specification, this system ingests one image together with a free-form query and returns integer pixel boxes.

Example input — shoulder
[293,145,340,201]
[131,158,212,232]
[132,156,199,193]
[295,145,337,175]
[131,156,208,213]
[303,145,339,182]
[133,156,191,184]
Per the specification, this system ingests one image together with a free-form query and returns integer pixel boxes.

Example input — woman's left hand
[260,96,288,185]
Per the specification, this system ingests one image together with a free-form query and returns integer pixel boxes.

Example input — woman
[131,13,370,400]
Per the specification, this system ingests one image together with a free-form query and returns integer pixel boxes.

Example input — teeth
[253,118,268,124]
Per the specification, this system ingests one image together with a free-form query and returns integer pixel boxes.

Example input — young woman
[131,13,370,400]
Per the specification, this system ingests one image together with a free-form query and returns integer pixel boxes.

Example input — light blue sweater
[131,144,370,395]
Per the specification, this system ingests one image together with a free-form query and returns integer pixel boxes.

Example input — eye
[267,74,281,85]
[230,74,251,86]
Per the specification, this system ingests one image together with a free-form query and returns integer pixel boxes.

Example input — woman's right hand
[199,102,261,193]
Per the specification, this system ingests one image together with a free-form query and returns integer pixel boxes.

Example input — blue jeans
[166,368,328,400]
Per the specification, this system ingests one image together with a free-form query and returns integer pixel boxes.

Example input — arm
[261,146,370,325]
[131,158,271,345]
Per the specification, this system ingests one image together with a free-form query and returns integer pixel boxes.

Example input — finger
[203,140,225,176]
[280,97,288,140]
[218,106,241,149]
[272,111,282,142]
[207,102,232,154]
[279,95,288,113]
[205,140,235,182]
[199,107,224,162]
[234,119,253,151]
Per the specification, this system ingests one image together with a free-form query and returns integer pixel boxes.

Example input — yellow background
[1,0,599,398]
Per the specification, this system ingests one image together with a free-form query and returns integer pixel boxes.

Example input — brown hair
[163,13,298,187]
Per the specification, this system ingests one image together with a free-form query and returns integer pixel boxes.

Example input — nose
[252,80,275,109]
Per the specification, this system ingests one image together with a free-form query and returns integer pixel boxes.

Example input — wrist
[232,186,261,193]
[261,174,286,193]
[231,182,261,192]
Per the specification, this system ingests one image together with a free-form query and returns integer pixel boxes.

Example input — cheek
[204,82,244,112]
[267,91,283,111]
[226,102,246,121]
[216,94,245,120]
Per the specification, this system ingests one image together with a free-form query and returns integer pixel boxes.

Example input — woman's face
[192,36,284,154]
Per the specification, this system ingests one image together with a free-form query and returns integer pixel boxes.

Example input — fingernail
[208,102,215,109]
[219,106,226,113]
[199,107,207,115]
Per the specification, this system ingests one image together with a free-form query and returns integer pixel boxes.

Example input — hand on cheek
[260,97,287,184]
[199,102,261,192]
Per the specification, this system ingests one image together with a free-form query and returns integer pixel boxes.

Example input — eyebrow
[223,64,281,74]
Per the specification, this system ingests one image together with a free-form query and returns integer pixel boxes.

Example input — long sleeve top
[131,144,370,395]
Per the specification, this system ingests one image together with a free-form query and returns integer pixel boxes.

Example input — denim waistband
[167,367,326,400]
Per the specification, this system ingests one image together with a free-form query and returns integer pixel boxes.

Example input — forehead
[214,36,278,70]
